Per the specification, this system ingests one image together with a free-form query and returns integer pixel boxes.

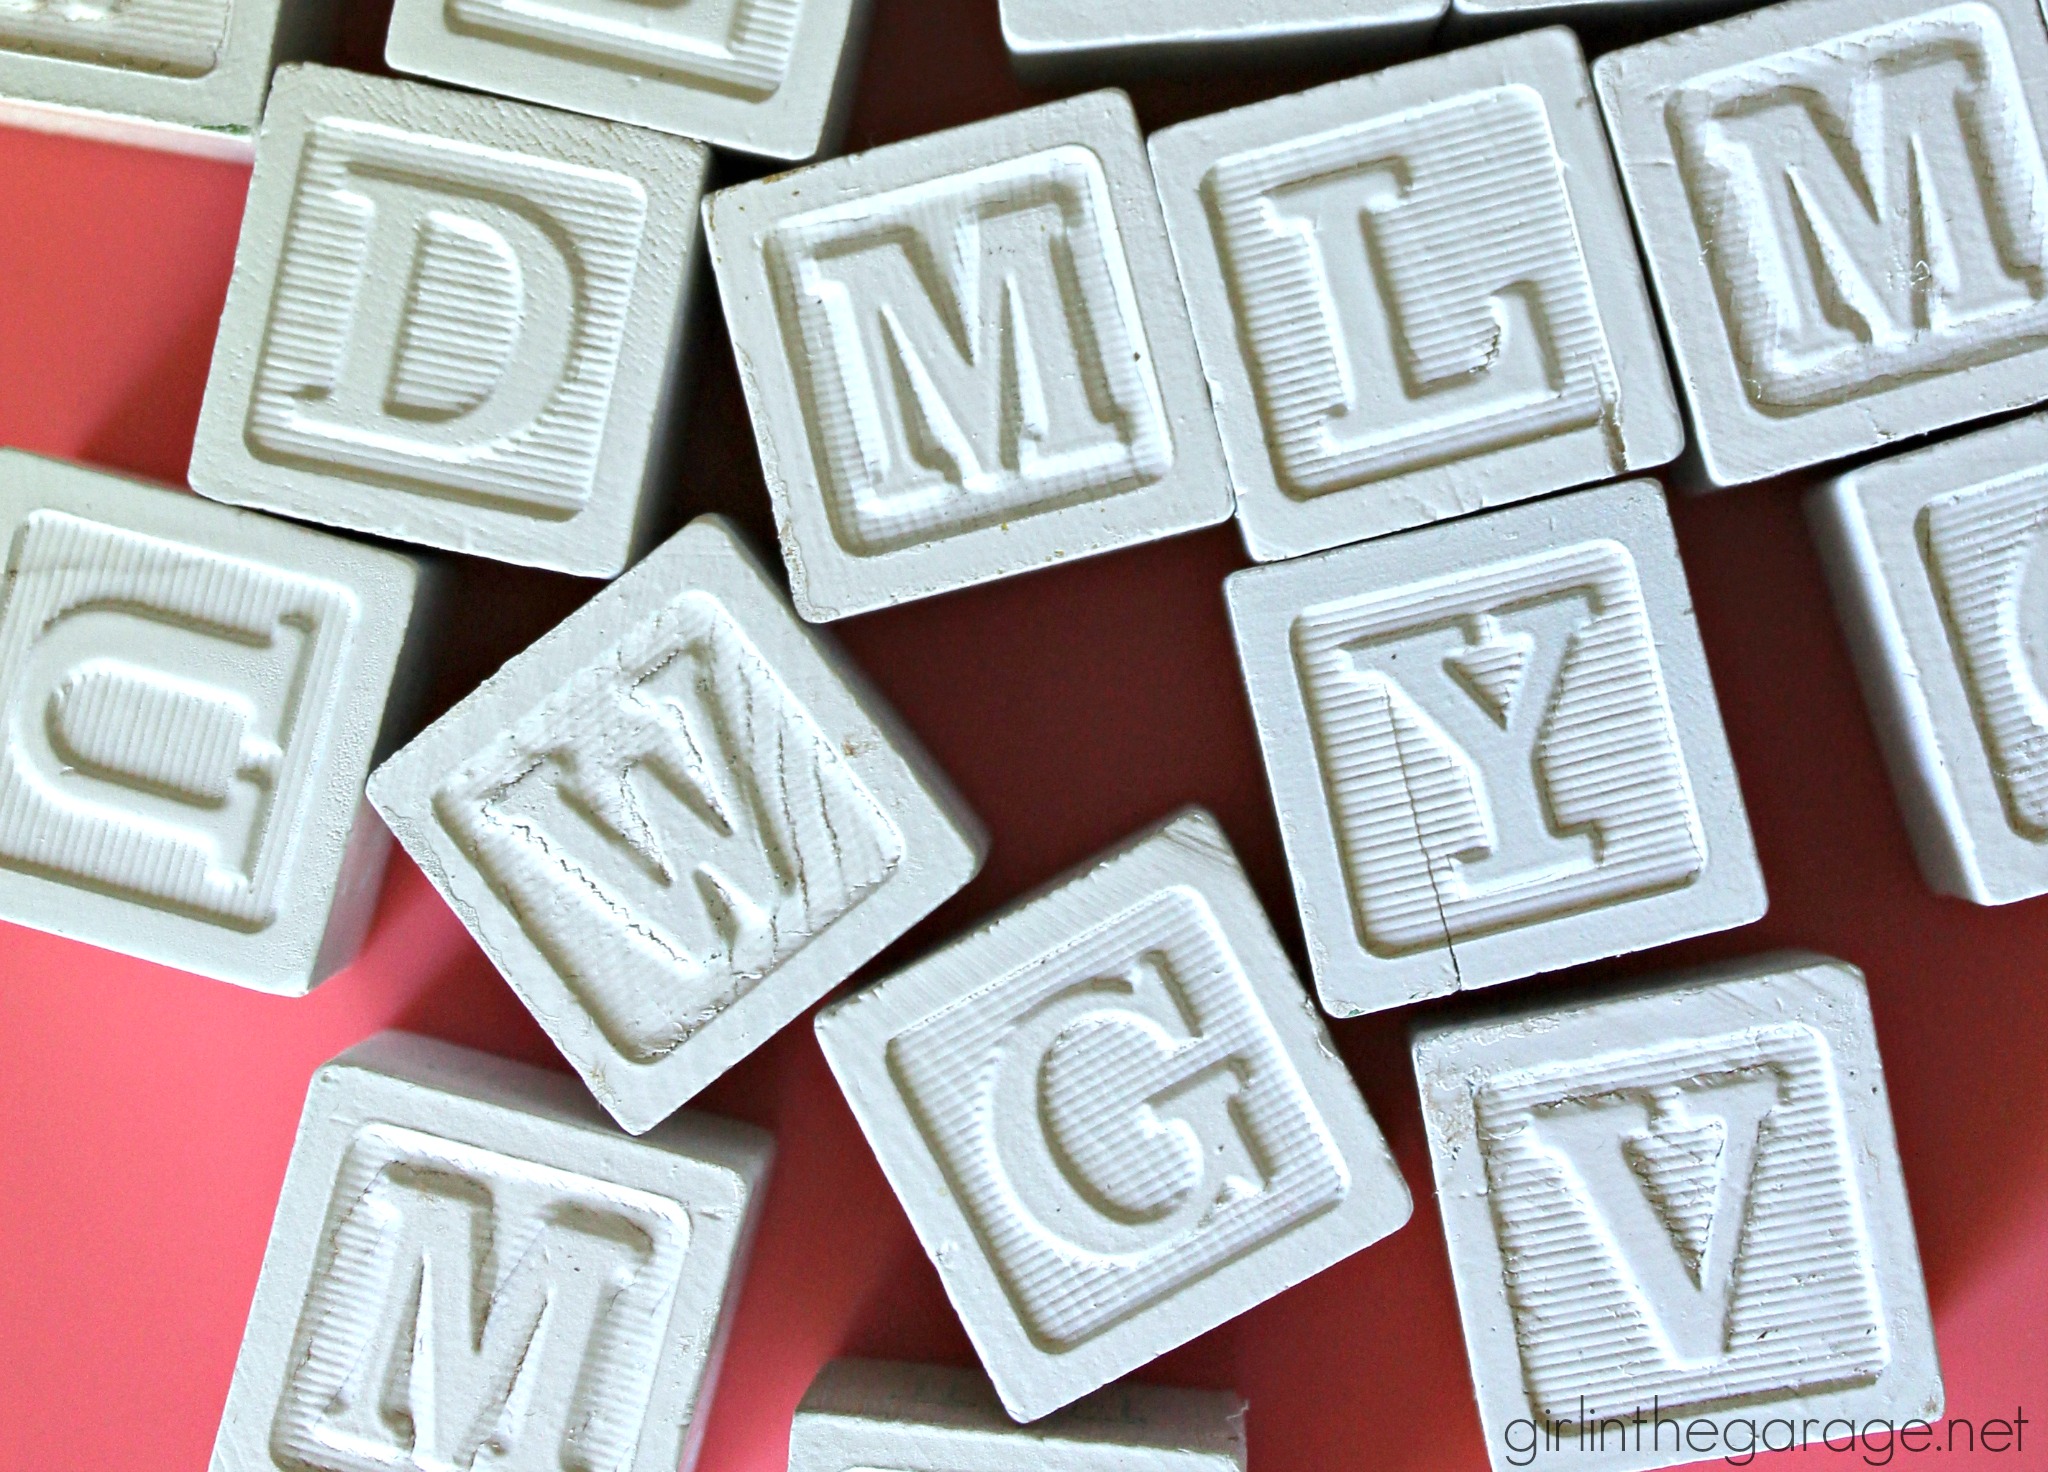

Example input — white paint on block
[790,1359,1246,1469]
[0,450,419,994]
[0,0,330,155]
[1414,953,1942,1472]
[385,0,866,162]
[189,65,708,578]
[1227,479,1764,1017]
[370,515,985,1135]
[815,810,1411,1422]
[999,0,1442,78]
[705,91,1234,622]
[1150,29,1681,563]
[1597,0,2048,485]
[1807,410,2048,903]
[210,1031,771,1472]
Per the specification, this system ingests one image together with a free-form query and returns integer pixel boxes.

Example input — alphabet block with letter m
[209,1032,771,1472]
[707,91,1233,622]
[1601,0,2048,484]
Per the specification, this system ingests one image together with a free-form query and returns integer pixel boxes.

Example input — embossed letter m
[272,1127,690,1472]
[767,147,1174,555]
[1671,4,2048,407]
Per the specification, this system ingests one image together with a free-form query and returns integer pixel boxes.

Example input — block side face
[1809,412,2048,903]
[190,65,709,575]
[1000,0,1441,51]
[1152,30,1680,561]
[1599,0,2048,485]
[1227,479,1764,1017]
[1413,959,1941,1472]
[0,452,416,991]
[211,1034,762,1472]
[385,0,863,159]
[793,1358,1246,1464]
[706,92,1232,622]
[370,516,981,1133]
[815,811,1408,1419]
[0,0,287,133]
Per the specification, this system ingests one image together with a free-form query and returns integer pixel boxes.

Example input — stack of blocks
[36,0,2048,1454]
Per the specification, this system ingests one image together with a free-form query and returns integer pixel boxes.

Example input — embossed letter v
[1530,1076,1780,1366]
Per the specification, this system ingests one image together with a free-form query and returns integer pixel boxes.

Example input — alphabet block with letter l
[1150,28,1681,562]
[189,65,709,579]
[1413,954,1943,1472]
[210,1032,771,1472]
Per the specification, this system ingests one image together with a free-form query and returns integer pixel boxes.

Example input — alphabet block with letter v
[1413,954,1942,1472]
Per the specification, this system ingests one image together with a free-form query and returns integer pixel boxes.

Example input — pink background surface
[0,6,2044,1468]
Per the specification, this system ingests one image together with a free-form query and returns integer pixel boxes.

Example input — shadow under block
[0,450,421,993]
[369,515,986,1136]
[1596,0,2048,486]
[705,90,1234,623]
[1809,410,2048,904]
[1413,954,1942,1472]
[0,0,333,156]
[210,1032,772,1472]
[1149,28,1681,563]
[790,1359,1246,1468]
[387,0,870,162]
[814,810,1411,1422]
[189,65,709,578]
[1226,478,1766,1016]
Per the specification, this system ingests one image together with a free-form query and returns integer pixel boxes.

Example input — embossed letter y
[1293,540,1705,956]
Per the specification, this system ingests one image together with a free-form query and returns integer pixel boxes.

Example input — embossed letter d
[248,118,648,516]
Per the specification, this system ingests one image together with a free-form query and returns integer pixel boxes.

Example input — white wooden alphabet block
[386,0,867,162]
[815,810,1411,1422]
[1597,0,2048,486]
[1808,411,2048,903]
[998,0,1442,80]
[790,1359,1246,1471]
[1151,29,1681,563]
[370,515,984,1135]
[211,1031,771,1472]
[1414,954,1942,1472]
[0,0,329,157]
[189,66,709,578]
[1227,479,1765,1017]
[0,450,420,994]
[705,91,1234,623]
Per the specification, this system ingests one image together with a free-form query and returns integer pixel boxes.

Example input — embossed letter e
[247,118,647,516]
